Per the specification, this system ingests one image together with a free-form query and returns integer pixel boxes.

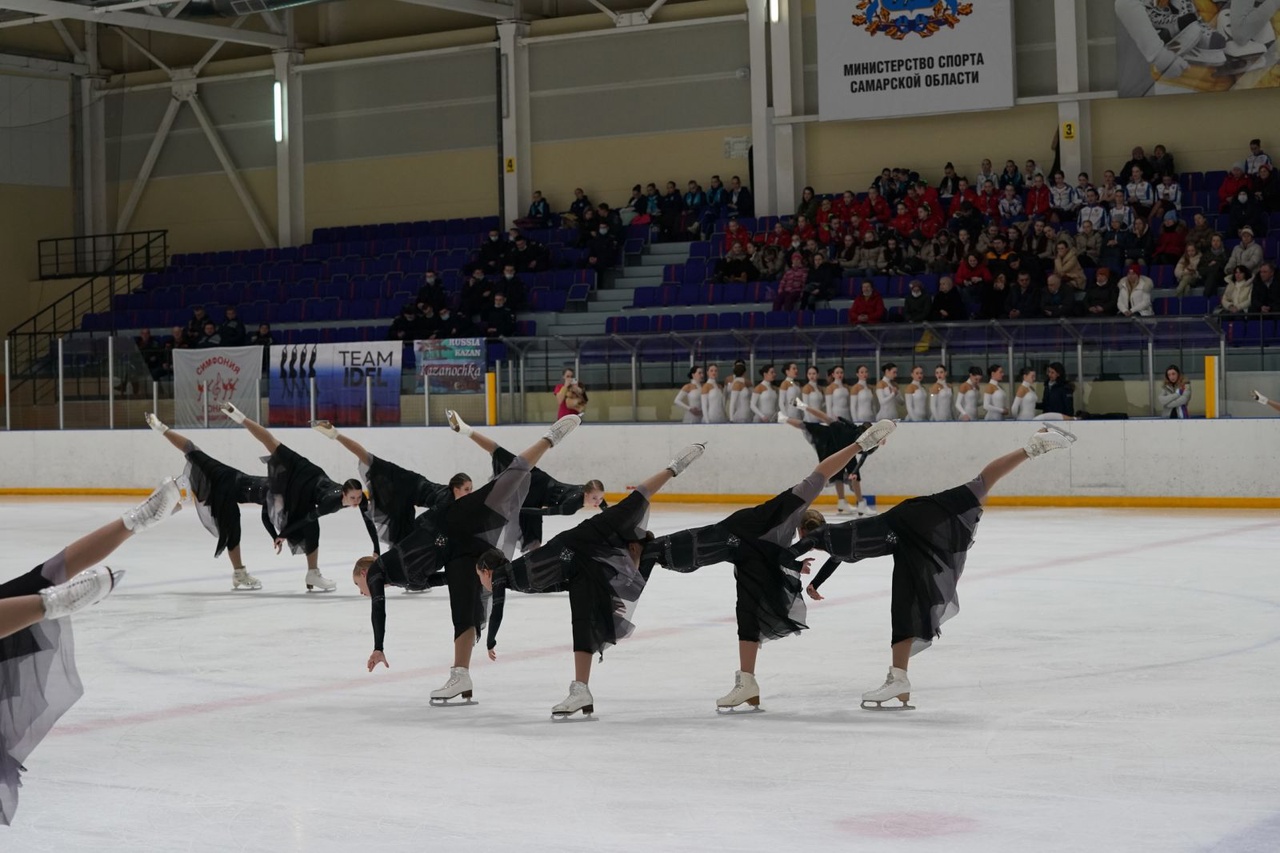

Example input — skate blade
[715,703,764,715]
[430,692,477,706]
[550,709,597,722]
[305,586,336,593]
[231,584,263,591]
[1041,423,1077,443]
[402,588,430,595]
[860,699,915,711]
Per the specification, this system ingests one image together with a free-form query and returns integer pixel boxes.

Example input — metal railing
[37,230,168,280]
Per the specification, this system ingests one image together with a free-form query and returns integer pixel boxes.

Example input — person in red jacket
[915,203,942,240]
[974,180,1001,220]
[948,178,979,219]
[1152,211,1188,264]
[1218,163,1251,212]
[889,202,915,238]
[1025,173,1051,218]
[864,186,892,223]
[834,190,859,222]
[849,280,886,325]
[722,218,752,253]
[955,252,992,297]
[792,215,816,243]
[764,221,792,247]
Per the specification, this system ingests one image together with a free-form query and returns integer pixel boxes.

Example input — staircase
[540,241,693,338]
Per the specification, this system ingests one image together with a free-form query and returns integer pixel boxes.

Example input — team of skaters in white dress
[0,401,1080,824]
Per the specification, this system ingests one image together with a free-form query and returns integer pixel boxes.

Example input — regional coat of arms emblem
[851,0,973,39]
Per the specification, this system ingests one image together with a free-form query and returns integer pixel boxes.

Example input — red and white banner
[173,346,263,428]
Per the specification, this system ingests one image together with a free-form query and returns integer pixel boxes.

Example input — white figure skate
[836,498,851,514]
[430,666,476,705]
[218,401,246,424]
[855,499,877,517]
[716,671,762,714]
[551,681,596,720]
[445,409,474,436]
[1025,424,1076,458]
[311,420,339,439]
[861,667,915,710]
[856,419,896,449]
[543,414,581,447]
[667,443,706,477]
[776,412,790,424]
[304,569,336,593]
[122,478,182,532]
[144,412,169,434]
[40,565,125,620]
[232,567,262,591]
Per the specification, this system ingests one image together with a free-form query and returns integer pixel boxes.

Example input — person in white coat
[1159,365,1192,419]
[673,367,704,423]
[1117,264,1154,317]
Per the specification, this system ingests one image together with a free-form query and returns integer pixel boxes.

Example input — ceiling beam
[0,49,87,75]
[392,0,515,21]
[0,0,286,48]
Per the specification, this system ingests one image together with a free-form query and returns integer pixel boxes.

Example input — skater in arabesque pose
[797,425,1076,710]
[0,479,182,825]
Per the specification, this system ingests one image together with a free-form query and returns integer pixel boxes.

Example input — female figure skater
[1010,367,1039,420]
[143,412,270,589]
[750,364,779,423]
[673,367,704,424]
[220,402,377,591]
[778,401,878,516]
[1161,366,1193,419]
[352,412,580,703]
[311,420,469,549]
[983,365,1009,420]
[1,479,181,825]
[929,365,953,422]
[728,361,752,424]
[643,419,897,711]
[778,362,802,413]
[702,363,727,424]
[799,365,825,423]
[954,366,984,421]
[480,443,705,718]
[797,425,1075,709]
[826,365,852,422]
[851,365,876,423]
[903,366,928,422]
[875,363,902,420]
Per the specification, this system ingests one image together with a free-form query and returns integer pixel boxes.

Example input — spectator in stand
[1077,187,1107,231]
[197,321,222,348]
[1024,174,1051,219]
[998,159,1023,192]
[657,180,684,241]
[955,253,992,302]
[1125,166,1154,218]
[565,188,592,226]
[1117,264,1154,317]
[834,190,859,222]
[585,222,619,273]
[1074,219,1101,267]
[698,175,727,235]
[864,185,891,222]
[923,229,961,274]
[169,325,191,351]
[1255,263,1278,313]
[1109,196,1135,231]
[792,215,816,244]
[1246,138,1272,175]
[249,323,273,371]
[573,207,598,247]
[998,185,1025,225]
[847,231,883,277]
[1227,226,1264,273]
[1186,211,1217,253]
[496,263,527,311]
[186,306,209,341]
[481,293,517,339]
[417,304,440,339]
[417,270,446,312]
[1023,158,1044,183]
[1152,212,1187,264]
[1098,170,1122,207]
[1099,214,1134,271]
[849,280,886,325]
[1076,171,1094,196]
[975,158,998,189]
[880,235,912,275]
[1083,268,1118,317]
[796,186,819,222]
[1125,217,1154,267]
[1255,163,1280,211]
[902,279,931,323]
[803,237,827,263]
[598,202,622,232]
[980,273,1010,320]
[389,303,429,342]
[938,162,960,206]
[754,244,783,281]
[1150,173,1183,223]
[1120,146,1153,183]
[1174,244,1206,296]
[722,217,751,254]
[1048,170,1079,222]
[716,243,755,283]
[1202,233,1230,299]
[1038,274,1074,318]
[947,178,979,219]
[682,180,707,235]
[1149,144,1175,180]
[802,252,840,310]
[1053,240,1087,290]
[510,235,549,273]
[524,190,555,229]
[136,329,166,381]
[889,201,914,237]
[1218,265,1261,315]
[727,175,754,218]
[220,307,246,347]
[774,253,808,311]
[913,203,941,240]
[434,306,472,338]
[975,179,1001,221]
[928,275,967,321]
[1218,163,1251,212]
[1006,270,1040,320]
[461,268,492,319]
[622,184,645,222]
[1227,188,1268,237]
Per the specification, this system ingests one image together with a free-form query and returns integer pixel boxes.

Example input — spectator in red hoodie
[955,253,993,301]
[864,186,891,223]
[1219,163,1251,212]
[915,204,942,240]
[1025,173,1051,219]
[948,178,979,218]
[834,190,859,222]
[722,218,751,254]
[792,215,816,243]
[889,202,915,238]
[1152,211,1188,265]
[849,280,886,325]
[975,180,1001,220]
[764,221,792,247]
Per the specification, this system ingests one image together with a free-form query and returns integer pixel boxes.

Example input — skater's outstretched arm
[353,557,390,671]
[313,421,373,466]
[221,403,279,453]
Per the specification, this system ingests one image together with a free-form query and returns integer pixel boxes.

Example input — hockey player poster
[172,346,263,429]
[268,342,402,426]
[1115,0,1280,97]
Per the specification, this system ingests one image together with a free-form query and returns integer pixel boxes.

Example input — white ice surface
[3,497,1280,853]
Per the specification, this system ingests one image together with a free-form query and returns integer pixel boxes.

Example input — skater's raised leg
[221,402,279,453]
[313,420,373,466]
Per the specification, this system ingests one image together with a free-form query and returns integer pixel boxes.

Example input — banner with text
[173,347,263,428]
[268,342,402,427]
[1115,0,1280,98]
[815,0,1016,121]
[415,338,486,395]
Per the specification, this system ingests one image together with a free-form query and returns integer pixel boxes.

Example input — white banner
[815,0,1016,121]
[173,347,263,428]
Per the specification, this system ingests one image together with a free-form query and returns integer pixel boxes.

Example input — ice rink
[3,495,1279,852]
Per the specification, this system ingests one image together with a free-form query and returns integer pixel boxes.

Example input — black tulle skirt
[360,455,448,547]
[263,445,327,555]
[0,562,82,827]
[185,450,267,557]
[803,419,872,482]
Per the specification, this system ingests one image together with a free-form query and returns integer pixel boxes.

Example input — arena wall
[4,419,1279,507]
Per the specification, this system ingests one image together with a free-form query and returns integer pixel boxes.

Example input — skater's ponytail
[476,548,509,573]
